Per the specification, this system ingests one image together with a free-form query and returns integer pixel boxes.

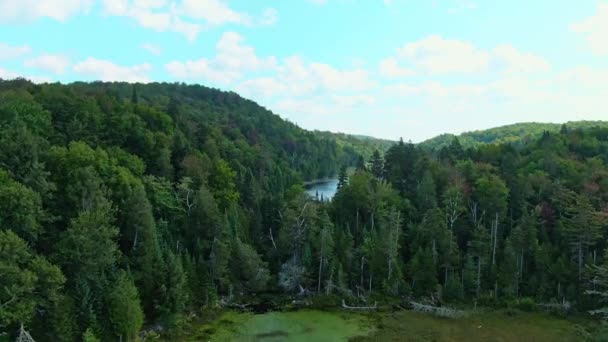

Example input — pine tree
[316,211,335,293]
[468,223,490,297]
[131,85,138,105]
[106,271,144,341]
[510,209,538,289]
[370,149,384,179]
[416,170,437,212]
[337,165,348,190]
[410,247,437,296]
[562,195,605,281]
[499,238,518,297]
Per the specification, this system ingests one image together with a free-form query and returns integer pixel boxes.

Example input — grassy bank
[171,306,596,341]
[354,309,593,342]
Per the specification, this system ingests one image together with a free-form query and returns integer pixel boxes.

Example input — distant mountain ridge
[419,121,608,150]
[313,130,396,161]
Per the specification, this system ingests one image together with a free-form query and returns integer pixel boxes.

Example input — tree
[230,239,270,293]
[0,230,65,329]
[443,184,465,234]
[0,170,45,244]
[279,258,306,293]
[106,271,144,341]
[54,197,119,283]
[131,85,138,105]
[474,174,508,267]
[416,170,437,212]
[337,165,348,190]
[380,207,402,294]
[468,223,490,297]
[510,209,538,291]
[82,328,101,342]
[122,183,164,318]
[499,238,518,297]
[208,159,239,211]
[562,195,606,281]
[410,247,437,296]
[315,211,335,293]
[370,150,384,179]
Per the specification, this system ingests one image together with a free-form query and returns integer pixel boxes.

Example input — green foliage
[0,170,45,243]
[0,230,65,329]
[420,121,608,150]
[106,271,144,341]
[410,247,438,296]
[2,79,608,340]
[82,328,101,342]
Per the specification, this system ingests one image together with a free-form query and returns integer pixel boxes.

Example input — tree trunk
[578,243,583,281]
[318,255,323,293]
[360,256,365,290]
[492,213,498,266]
[476,257,481,298]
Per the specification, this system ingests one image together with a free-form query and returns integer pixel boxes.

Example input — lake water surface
[304,178,339,201]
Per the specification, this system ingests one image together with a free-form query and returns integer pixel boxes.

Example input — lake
[304,178,339,201]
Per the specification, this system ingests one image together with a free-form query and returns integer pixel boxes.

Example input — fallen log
[342,299,378,310]
[410,301,467,318]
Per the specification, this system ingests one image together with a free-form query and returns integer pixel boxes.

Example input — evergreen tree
[416,170,437,212]
[410,247,438,296]
[337,165,348,190]
[370,149,384,179]
[106,271,144,341]
[562,195,605,281]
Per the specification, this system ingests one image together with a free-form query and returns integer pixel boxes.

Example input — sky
[1,0,607,142]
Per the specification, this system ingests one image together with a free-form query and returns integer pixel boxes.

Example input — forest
[2,79,608,341]
[420,121,608,151]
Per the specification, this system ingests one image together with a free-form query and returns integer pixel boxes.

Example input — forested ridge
[420,121,608,151]
[312,130,395,162]
[2,79,608,340]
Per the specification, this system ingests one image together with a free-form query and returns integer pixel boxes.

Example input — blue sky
[1,0,607,141]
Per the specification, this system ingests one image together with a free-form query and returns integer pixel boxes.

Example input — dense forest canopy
[313,130,395,162]
[420,121,608,151]
[2,79,608,341]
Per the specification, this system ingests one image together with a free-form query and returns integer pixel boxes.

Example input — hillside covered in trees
[2,79,608,340]
[313,130,395,162]
[420,121,608,151]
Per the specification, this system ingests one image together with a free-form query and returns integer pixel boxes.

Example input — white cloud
[101,0,276,40]
[571,3,608,55]
[178,0,250,25]
[24,54,71,74]
[397,35,489,74]
[492,44,550,73]
[0,67,19,79]
[308,62,375,93]
[0,67,52,83]
[0,43,31,60]
[0,0,92,22]
[379,57,415,78]
[237,56,376,98]
[102,0,202,40]
[238,77,286,98]
[73,57,152,82]
[142,43,162,55]
[383,35,549,77]
[259,8,278,26]
[166,32,276,83]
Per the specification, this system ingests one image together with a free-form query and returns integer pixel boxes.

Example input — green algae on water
[197,310,374,342]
